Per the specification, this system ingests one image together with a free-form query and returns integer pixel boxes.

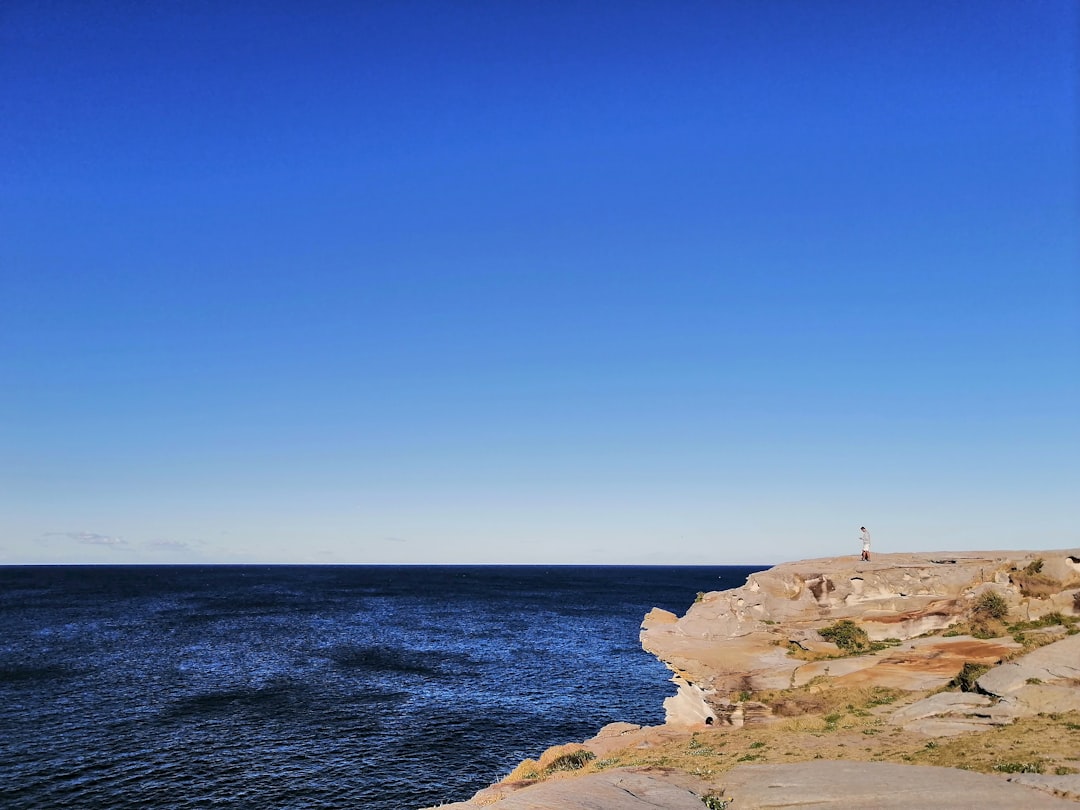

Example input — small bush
[994,760,1045,774]
[545,749,594,772]
[818,620,870,653]
[950,662,990,692]
[1024,559,1044,574]
[973,591,1009,619]
[1011,572,1059,599]
[537,744,595,773]
[864,688,899,707]
[695,591,705,603]
[823,712,843,729]
[701,795,730,810]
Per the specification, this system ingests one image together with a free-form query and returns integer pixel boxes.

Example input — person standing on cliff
[860,526,871,561]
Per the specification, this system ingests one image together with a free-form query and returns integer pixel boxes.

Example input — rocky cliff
[641,550,1080,728]
[428,549,1080,809]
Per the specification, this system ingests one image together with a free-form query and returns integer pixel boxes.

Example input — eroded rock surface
[640,549,1080,727]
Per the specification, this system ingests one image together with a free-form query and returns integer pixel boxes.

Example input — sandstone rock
[718,761,1080,808]
[594,722,641,738]
[890,690,1014,736]
[640,550,1077,725]
[890,690,994,723]
[977,632,1080,697]
[422,768,709,809]
[791,634,1020,691]
[582,725,690,759]
[1007,773,1080,802]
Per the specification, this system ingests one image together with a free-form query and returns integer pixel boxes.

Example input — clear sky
[2,1,1077,565]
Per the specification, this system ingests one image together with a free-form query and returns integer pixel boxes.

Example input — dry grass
[496,683,1080,798]
[909,712,1080,775]
[1012,571,1065,599]
[532,710,1080,793]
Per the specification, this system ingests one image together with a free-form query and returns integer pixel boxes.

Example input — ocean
[0,565,764,809]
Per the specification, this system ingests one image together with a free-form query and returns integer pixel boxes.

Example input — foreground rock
[425,768,709,809]
[428,761,1079,809]
[720,761,1079,809]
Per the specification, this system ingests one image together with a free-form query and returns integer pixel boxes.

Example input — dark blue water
[0,565,762,809]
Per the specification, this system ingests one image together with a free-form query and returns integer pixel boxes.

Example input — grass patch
[994,760,1045,774]
[1011,572,1061,599]
[545,749,595,772]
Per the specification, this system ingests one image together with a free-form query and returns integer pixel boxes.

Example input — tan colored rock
[977,632,1080,696]
[792,634,1020,691]
[972,633,1080,719]
[593,721,641,738]
[718,761,1080,809]
[890,690,1014,736]
[640,550,1078,725]
[582,724,691,759]
[1006,773,1080,802]
[423,768,709,809]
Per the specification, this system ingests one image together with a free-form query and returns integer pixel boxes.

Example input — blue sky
[2,1,1077,565]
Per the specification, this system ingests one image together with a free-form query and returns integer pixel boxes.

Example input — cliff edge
[641,549,1080,728]
[427,549,1080,809]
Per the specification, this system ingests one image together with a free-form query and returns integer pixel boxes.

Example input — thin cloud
[41,531,126,546]
[145,539,189,551]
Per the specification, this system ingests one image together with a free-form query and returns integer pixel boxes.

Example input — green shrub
[701,795,731,810]
[545,750,595,772]
[994,760,1045,774]
[973,591,1008,620]
[950,662,990,692]
[818,620,870,653]
[1012,572,1059,599]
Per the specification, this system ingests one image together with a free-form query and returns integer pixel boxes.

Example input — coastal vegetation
[817,620,870,653]
[503,705,1080,791]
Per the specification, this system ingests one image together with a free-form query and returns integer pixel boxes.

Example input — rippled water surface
[0,565,763,808]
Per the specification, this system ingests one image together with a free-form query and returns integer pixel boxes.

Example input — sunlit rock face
[641,549,1080,727]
